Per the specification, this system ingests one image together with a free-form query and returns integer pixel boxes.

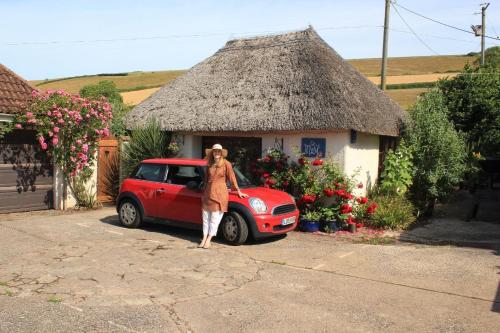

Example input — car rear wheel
[119,199,143,228]
[221,211,249,245]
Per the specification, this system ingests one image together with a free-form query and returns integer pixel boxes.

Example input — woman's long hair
[207,153,225,168]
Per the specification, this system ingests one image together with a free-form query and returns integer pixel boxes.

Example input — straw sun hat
[205,143,228,159]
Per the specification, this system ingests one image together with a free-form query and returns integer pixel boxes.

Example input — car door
[129,163,166,218]
[155,164,203,224]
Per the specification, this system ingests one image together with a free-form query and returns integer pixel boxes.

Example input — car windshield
[232,166,254,188]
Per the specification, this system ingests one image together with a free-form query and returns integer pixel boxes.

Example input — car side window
[132,163,164,182]
[165,165,202,186]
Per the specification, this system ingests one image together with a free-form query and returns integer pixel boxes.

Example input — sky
[1,0,499,80]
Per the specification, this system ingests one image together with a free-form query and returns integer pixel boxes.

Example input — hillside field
[30,55,475,109]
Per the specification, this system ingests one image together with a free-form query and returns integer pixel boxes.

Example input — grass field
[349,55,474,76]
[29,55,474,109]
[31,70,187,94]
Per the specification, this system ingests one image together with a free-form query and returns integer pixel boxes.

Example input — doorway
[201,136,262,179]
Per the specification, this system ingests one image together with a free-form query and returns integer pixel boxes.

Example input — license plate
[281,216,296,226]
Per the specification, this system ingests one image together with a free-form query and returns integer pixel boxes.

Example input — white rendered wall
[53,153,99,210]
[343,132,380,195]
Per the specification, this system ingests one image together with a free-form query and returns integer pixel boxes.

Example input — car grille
[272,204,296,215]
[273,224,295,231]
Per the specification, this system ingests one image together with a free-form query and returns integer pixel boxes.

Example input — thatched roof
[127,27,405,136]
[0,64,34,114]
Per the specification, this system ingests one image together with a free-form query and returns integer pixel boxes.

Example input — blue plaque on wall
[301,138,326,158]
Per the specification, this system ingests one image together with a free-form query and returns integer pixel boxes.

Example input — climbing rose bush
[14,90,112,181]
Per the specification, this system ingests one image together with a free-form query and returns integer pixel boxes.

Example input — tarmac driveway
[0,207,499,332]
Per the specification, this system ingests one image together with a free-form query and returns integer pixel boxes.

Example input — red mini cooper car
[116,158,299,245]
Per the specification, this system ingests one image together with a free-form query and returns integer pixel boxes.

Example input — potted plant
[320,207,338,233]
[300,210,322,232]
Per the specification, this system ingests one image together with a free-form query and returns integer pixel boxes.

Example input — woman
[199,144,248,249]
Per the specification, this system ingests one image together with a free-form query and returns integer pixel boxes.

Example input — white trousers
[202,210,224,237]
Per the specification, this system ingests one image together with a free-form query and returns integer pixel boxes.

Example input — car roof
[142,158,207,166]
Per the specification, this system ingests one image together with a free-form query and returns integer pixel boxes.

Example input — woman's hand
[237,190,249,198]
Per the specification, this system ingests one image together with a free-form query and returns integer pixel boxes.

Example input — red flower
[265,178,277,185]
[356,222,364,228]
[263,156,271,163]
[366,203,378,215]
[357,183,363,189]
[312,158,323,166]
[263,172,270,178]
[298,157,306,165]
[335,189,346,197]
[357,197,368,204]
[347,215,355,224]
[323,188,334,197]
[302,194,317,203]
[341,204,352,214]
[282,181,289,187]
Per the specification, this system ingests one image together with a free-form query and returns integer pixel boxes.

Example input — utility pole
[380,0,391,90]
[481,3,490,65]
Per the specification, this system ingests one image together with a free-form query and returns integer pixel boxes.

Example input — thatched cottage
[126,27,404,191]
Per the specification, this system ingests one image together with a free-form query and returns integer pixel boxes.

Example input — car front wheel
[118,199,143,228]
[220,211,249,245]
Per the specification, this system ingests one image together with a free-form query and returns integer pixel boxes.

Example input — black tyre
[118,199,143,228]
[220,211,249,245]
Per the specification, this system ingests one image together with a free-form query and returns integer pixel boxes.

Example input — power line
[2,25,379,46]
[391,2,440,55]
[388,28,476,44]
[393,1,500,41]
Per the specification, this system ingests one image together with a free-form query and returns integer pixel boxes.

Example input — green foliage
[0,122,14,139]
[122,120,178,176]
[437,64,500,156]
[80,80,131,137]
[405,89,467,212]
[79,80,123,104]
[71,176,101,209]
[302,210,322,222]
[380,140,414,195]
[473,46,500,68]
[368,193,416,230]
[386,82,435,90]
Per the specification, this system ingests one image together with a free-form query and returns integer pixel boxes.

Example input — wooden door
[97,138,119,203]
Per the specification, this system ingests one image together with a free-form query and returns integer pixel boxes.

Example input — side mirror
[186,181,199,190]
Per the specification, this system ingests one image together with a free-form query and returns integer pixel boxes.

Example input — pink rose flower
[70,145,76,152]
[103,128,110,137]
[52,136,59,145]
[48,131,53,137]
[76,139,82,145]
[26,112,33,118]
[82,144,89,153]
[53,126,59,133]
[57,119,65,124]
[15,124,22,129]
[41,143,48,150]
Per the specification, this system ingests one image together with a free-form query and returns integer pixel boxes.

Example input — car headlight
[249,197,267,213]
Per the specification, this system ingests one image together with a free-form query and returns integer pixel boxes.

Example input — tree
[437,63,500,156]
[473,46,500,68]
[405,89,466,214]
[80,81,130,137]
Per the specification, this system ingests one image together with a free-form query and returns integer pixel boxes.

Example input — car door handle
[156,188,166,193]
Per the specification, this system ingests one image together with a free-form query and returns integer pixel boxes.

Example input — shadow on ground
[99,214,287,247]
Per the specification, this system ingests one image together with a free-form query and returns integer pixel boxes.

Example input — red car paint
[117,158,299,242]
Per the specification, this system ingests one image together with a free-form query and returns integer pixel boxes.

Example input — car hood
[230,186,296,211]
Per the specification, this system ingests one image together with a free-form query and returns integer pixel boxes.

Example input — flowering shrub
[254,148,378,230]
[12,90,112,207]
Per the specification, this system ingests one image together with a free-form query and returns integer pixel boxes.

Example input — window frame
[130,163,166,183]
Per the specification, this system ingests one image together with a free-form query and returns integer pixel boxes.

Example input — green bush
[122,119,178,176]
[405,89,466,214]
[368,194,416,230]
[380,140,414,195]
[437,63,500,156]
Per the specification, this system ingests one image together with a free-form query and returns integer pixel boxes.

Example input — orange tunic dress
[202,160,239,212]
